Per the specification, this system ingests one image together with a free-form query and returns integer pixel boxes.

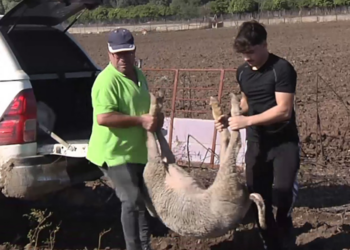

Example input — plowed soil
[1,21,350,250]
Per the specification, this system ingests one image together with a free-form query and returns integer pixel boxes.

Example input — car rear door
[0,0,102,28]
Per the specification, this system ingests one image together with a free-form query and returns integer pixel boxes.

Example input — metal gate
[143,68,238,168]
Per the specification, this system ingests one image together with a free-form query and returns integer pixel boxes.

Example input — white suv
[0,0,105,200]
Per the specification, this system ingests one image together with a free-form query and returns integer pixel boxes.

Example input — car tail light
[0,89,37,145]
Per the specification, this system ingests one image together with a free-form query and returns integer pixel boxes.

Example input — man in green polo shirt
[87,28,161,250]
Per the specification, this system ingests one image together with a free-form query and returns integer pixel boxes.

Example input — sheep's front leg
[148,91,176,164]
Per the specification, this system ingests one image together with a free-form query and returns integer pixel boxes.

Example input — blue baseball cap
[107,28,135,53]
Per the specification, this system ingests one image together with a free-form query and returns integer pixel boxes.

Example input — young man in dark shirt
[214,20,300,250]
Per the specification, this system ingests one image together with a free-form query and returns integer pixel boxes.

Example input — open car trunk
[31,76,95,144]
[3,25,100,156]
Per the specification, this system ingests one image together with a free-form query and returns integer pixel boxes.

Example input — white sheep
[142,91,266,238]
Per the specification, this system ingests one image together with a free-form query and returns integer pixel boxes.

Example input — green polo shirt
[86,63,150,167]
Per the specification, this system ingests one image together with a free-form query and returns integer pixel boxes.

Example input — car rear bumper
[0,154,104,200]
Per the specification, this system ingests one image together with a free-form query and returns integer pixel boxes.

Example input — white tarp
[161,117,247,166]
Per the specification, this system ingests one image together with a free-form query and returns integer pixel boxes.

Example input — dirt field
[1,21,350,250]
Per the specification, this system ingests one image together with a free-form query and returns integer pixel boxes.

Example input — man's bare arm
[246,92,294,126]
[97,112,142,128]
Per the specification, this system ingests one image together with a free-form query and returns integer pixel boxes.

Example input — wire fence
[140,67,350,172]
[67,6,350,34]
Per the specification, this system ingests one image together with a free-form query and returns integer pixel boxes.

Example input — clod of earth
[142,91,266,238]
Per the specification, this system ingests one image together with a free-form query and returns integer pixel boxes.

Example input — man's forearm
[97,112,142,128]
[247,105,291,126]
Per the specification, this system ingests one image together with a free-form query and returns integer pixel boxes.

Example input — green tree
[3,0,21,13]
[150,0,171,6]
[0,0,5,14]
[210,0,230,14]
[171,0,201,18]
[333,0,350,6]
[229,0,256,13]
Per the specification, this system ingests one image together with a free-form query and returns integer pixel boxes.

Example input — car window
[6,28,97,75]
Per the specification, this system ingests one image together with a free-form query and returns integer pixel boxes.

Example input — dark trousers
[245,140,300,250]
[101,163,150,250]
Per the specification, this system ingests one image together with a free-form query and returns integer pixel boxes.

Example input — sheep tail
[249,193,267,230]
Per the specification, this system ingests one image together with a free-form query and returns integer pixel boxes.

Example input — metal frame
[143,68,237,168]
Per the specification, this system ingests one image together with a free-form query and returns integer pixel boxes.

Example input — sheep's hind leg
[146,92,162,161]
[222,93,242,166]
[143,92,164,218]
[209,96,230,164]
[150,90,176,164]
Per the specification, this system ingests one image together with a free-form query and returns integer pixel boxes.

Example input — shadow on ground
[299,232,350,250]
[210,223,350,250]
[0,182,349,249]
[0,183,168,249]
[295,184,350,208]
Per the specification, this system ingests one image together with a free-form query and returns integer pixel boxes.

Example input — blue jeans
[101,163,151,250]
